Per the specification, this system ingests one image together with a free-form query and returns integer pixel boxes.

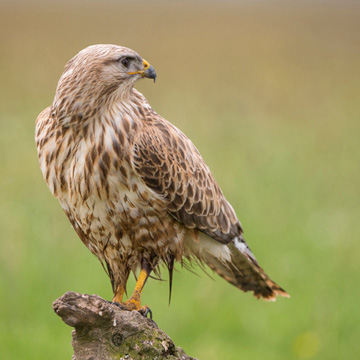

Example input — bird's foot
[112,298,152,320]
[139,305,152,319]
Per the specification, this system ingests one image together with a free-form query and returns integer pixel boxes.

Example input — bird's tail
[211,236,289,300]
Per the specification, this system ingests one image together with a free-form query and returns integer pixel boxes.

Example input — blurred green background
[0,1,359,359]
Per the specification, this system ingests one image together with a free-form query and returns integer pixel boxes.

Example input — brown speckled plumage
[36,44,288,306]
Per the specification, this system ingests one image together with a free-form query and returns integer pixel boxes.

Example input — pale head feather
[52,44,146,126]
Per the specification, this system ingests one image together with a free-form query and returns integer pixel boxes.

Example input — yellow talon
[112,267,151,317]
[112,284,125,304]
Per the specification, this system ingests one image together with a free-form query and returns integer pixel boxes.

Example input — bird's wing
[131,114,242,244]
[131,112,289,300]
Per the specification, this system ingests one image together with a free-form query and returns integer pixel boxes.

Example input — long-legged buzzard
[36,44,288,315]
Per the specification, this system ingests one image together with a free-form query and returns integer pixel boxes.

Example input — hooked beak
[128,59,157,83]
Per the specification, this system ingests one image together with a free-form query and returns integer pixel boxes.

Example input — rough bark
[53,291,196,360]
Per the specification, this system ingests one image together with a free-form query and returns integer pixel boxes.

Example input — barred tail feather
[226,240,289,300]
[186,232,289,301]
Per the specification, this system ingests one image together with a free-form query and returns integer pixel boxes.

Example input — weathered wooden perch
[53,291,197,360]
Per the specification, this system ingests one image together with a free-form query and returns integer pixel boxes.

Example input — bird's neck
[51,86,142,129]
[51,87,151,134]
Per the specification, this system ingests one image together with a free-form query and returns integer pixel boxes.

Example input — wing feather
[131,114,242,244]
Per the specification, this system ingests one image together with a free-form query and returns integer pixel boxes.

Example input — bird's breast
[57,130,184,262]
[37,106,186,265]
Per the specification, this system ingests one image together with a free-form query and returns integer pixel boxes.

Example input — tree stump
[53,291,197,360]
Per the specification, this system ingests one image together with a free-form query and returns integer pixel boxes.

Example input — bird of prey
[36,44,288,315]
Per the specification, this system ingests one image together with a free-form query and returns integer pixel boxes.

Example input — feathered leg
[114,259,152,317]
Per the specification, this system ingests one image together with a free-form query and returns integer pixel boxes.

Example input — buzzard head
[52,44,156,124]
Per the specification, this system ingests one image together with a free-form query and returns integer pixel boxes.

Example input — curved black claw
[109,301,153,321]
[110,301,124,308]
[139,306,153,320]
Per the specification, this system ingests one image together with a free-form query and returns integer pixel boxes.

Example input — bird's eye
[120,57,130,68]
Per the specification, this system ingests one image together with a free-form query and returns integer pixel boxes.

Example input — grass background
[0,1,359,359]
